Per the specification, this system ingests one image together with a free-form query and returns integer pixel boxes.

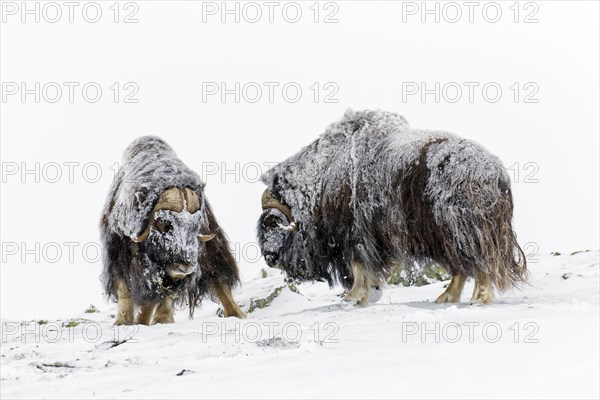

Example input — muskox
[101,136,245,325]
[257,110,527,305]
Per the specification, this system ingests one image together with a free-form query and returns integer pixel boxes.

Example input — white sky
[1,1,598,319]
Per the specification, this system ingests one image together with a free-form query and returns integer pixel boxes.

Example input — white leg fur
[153,297,175,324]
[344,261,380,306]
[215,285,246,319]
[135,303,157,325]
[435,274,467,303]
[470,274,495,305]
[114,279,135,325]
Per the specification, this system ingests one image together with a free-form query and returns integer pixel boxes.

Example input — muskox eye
[154,218,172,233]
[264,217,279,229]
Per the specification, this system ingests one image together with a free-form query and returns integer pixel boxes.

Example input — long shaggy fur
[258,110,527,291]
[101,136,240,316]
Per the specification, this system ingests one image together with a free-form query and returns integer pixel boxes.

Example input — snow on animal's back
[108,135,203,239]
[260,109,511,222]
[335,110,512,225]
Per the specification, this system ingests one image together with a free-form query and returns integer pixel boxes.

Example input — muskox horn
[183,187,200,213]
[198,226,219,242]
[131,187,185,242]
[131,230,150,243]
[261,190,297,230]
[198,232,217,242]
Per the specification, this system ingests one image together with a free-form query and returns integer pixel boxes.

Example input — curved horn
[131,228,151,243]
[199,226,219,242]
[261,190,297,229]
[198,232,217,242]
[130,187,185,242]
[183,187,200,213]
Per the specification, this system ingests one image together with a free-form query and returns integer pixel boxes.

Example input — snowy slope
[1,251,598,399]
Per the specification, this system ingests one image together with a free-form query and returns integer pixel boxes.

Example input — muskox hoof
[434,275,467,304]
[434,291,461,304]
[224,307,247,319]
[469,294,495,305]
[343,293,368,307]
[469,276,495,305]
[153,315,175,324]
[344,285,381,307]
[114,317,135,326]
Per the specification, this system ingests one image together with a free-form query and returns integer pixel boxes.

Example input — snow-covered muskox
[101,136,245,325]
[257,110,527,305]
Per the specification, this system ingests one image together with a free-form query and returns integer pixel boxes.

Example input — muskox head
[131,187,216,281]
[257,190,299,268]
[258,190,332,282]
[258,190,324,280]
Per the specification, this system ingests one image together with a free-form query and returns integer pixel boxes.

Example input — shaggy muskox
[258,110,527,305]
[101,136,245,325]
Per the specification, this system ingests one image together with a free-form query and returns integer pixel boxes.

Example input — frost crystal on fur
[258,109,527,291]
[107,136,204,239]
[101,136,240,315]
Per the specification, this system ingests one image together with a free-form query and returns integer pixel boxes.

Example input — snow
[107,136,204,239]
[2,251,598,399]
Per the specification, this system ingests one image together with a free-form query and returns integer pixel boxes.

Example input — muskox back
[259,110,526,292]
[105,136,203,240]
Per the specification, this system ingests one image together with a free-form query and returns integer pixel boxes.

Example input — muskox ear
[132,187,150,211]
[128,187,154,242]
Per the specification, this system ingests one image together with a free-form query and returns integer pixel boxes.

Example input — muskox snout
[166,263,197,279]
[264,253,280,268]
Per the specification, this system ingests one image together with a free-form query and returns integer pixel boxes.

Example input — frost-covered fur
[258,110,527,298]
[101,136,242,322]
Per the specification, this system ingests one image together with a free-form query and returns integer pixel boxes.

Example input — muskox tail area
[435,174,528,292]
[490,194,528,292]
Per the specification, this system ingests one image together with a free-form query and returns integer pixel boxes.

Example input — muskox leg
[135,302,157,325]
[153,297,175,324]
[470,273,495,305]
[344,262,368,305]
[344,261,380,307]
[215,284,246,319]
[114,279,135,325]
[435,274,467,304]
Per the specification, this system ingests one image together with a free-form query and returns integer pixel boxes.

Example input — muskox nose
[167,263,197,279]
[264,253,279,267]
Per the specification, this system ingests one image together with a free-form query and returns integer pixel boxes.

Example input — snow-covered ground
[1,251,598,399]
